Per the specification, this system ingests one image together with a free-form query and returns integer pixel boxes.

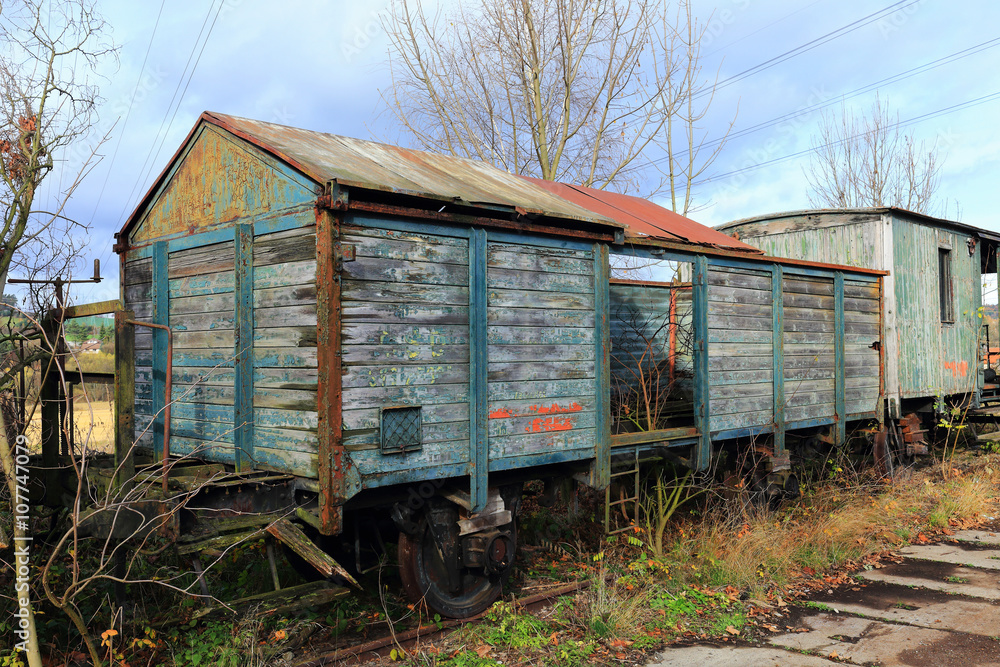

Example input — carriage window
[939,248,954,323]
[381,407,422,454]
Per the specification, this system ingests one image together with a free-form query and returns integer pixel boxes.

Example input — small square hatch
[380,406,422,454]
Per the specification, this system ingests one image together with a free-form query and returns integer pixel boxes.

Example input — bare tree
[805,96,944,215]
[381,0,732,211]
[0,2,116,665]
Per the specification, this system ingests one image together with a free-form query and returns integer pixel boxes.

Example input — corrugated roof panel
[204,112,617,227]
[521,176,761,253]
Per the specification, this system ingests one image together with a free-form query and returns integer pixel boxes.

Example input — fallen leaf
[476,645,491,657]
[725,626,740,636]
[830,650,839,658]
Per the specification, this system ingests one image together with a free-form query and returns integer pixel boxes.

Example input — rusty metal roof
[121,112,764,253]
[201,112,618,227]
[521,176,761,253]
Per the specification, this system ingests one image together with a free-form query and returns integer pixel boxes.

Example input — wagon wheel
[398,514,517,619]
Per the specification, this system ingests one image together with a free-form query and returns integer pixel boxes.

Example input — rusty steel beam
[316,186,346,536]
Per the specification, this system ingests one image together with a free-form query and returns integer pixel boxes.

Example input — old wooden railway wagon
[719,209,1000,450]
[114,113,885,616]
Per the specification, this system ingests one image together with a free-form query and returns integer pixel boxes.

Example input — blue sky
[49,0,1000,304]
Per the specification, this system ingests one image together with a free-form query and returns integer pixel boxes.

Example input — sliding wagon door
[485,240,599,469]
[340,226,472,481]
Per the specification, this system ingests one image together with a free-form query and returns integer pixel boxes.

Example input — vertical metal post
[592,243,611,488]
[772,265,785,460]
[114,309,136,495]
[40,311,60,505]
[834,272,846,447]
[692,256,711,471]
[234,223,255,471]
[317,185,346,536]
[469,228,489,513]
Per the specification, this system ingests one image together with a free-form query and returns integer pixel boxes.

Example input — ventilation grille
[380,406,422,454]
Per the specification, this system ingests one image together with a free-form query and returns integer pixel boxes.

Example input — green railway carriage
[111,113,885,616]
[718,209,1000,430]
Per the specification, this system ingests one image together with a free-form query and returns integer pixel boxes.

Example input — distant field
[25,399,115,454]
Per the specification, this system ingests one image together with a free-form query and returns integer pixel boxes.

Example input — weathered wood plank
[344,421,470,451]
[487,396,595,419]
[710,410,773,431]
[254,260,316,289]
[254,284,317,309]
[785,402,837,422]
[253,446,317,477]
[254,348,318,368]
[487,379,595,402]
[783,292,833,310]
[844,282,880,299]
[487,307,595,328]
[173,384,235,405]
[345,231,468,265]
[171,311,235,332]
[341,383,470,410]
[254,368,318,389]
[342,402,469,431]
[488,411,595,438]
[489,241,592,260]
[172,401,232,423]
[343,323,469,346]
[254,426,318,453]
[342,364,469,389]
[488,288,595,310]
[708,329,773,344]
[125,259,152,285]
[254,304,315,327]
[171,367,235,387]
[171,350,237,367]
[169,271,235,298]
[342,303,467,325]
[710,382,773,400]
[254,227,316,266]
[343,344,469,365]
[254,387,316,411]
[253,407,318,431]
[488,344,595,363]
[707,314,772,331]
[487,326,593,345]
[343,280,468,305]
[487,267,592,294]
[350,440,469,476]
[707,284,772,305]
[168,242,235,278]
[172,417,235,444]
[709,369,773,385]
[171,436,233,462]
[174,330,236,350]
[487,247,593,275]
[843,296,880,313]
[708,270,770,290]
[487,361,594,382]
[488,428,595,458]
[711,395,772,415]
[255,326,317,348]
[125,282,151,304]
[342,257,468,286]
[782,278,834,296]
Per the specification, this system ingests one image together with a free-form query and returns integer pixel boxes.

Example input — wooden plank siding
[486,242,597,460]
[707,267,774,433]
[782,275,836,423]
[341,226,472,474]
[608,282,693,433]
[124,257,154,447]
[844,278,882,415]
[251,225,319,475]
[165,240,237,462]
